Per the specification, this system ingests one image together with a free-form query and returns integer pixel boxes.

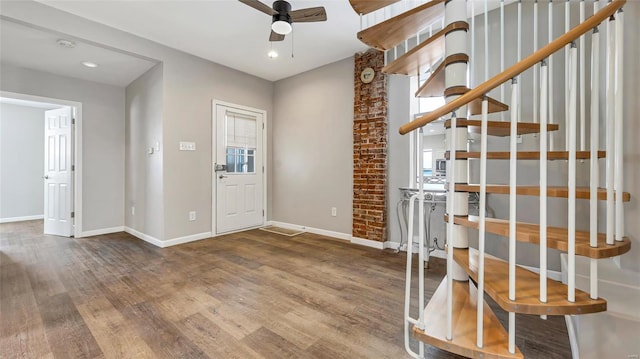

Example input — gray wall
[0,64,125,232]
[0,1,274,241]
[161,51,274,240]
[271,58,354,234]
[0,103,45,219]
[387,75,411,244]
[125,63,164,239]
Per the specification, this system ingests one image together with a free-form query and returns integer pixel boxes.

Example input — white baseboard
[162,231,212,247]
[124,227,164,247]
[350,236,385,249]
[78,226,124,238]
[0,214,44,223]
[383,241,447,260]
[124,227,212,248]
[267,220,351,241]
[267,221,393,250]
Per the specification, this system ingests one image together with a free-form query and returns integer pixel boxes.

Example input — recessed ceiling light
[57,39,76,48]
[81,61,98,68]
[267,50,278,59]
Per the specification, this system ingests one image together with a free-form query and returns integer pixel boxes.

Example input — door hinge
[72,165,75,171]
[262,210,265,217]
[262,123,264,129]
[72,118,76,125]
[71,211,75,218]
[262,166,264,173]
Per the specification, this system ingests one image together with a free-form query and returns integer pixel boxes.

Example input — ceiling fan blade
[290,7,327,23]
[238,0,276,15]
[269,30,285,42]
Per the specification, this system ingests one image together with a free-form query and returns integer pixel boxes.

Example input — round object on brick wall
[360,67,375,84]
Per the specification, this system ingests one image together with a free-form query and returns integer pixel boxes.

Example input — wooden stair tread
[382,22,468,76]
[415,59,445,97]
[349,0,401,15]
[357,0,445,51]
[414,277,523,359]
[447,215,631,259]
[445,151,606,160]
[468,96,509,115]
[414,54,470,97]
[444,119,560,136]
[453,184,631,202]
[453,248,607,315]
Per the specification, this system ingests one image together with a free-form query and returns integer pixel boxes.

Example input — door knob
[42,175,49,179]
[219,174,227,179]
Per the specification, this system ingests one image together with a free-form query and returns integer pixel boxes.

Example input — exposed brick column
[353,49,388,243]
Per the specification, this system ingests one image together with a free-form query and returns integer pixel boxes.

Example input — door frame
[211,100,267,236]
[1,91,83,236]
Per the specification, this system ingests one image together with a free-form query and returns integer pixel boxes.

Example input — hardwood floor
[0,220,572,358]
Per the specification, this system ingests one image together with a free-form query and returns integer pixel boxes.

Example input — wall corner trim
[124,227,212,248]
[78,226,125,238]
[350,236,385,249]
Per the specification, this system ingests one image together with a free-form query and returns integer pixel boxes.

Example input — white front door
[43,107,73,237]
[215,104,264,234]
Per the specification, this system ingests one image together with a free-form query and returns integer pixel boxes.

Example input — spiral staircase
[349,0,631,358]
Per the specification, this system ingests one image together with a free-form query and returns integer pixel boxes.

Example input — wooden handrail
[399,0,626,135]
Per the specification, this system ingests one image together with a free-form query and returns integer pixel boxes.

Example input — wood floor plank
[175,312,264,359]
[0,292,53,359]
[241,327,308,359]
[38,293,104,359]
[0,220,574,359]
[75,296,156,359]
[122,301,209,359]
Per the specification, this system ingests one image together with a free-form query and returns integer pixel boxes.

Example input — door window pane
[225,112,257,174]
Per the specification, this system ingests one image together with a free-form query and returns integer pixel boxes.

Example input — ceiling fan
[238,0,327,41]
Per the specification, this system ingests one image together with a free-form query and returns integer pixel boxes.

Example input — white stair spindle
[477,98,489,349]
[485,0,489,82]
[540,60,549,304]
[517,0,522,121]
[533,0,539,124]
[508,79,518,355]
[579,0,586,151]
[403,193,421,359]
[417,128,425,358]
[568,43,578,303]
[615,9,624,242]
[446,114,458,341]
[470,0,475,88]
[549,0,555,151]
[565,0,570,150]
[606,15,615,246]
[501,0,505,122]
[589,25,600,300]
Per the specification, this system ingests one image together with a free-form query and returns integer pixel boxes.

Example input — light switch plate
[179,141,196,151]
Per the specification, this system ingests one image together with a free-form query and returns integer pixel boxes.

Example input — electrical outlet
[189,211,196,221]
[131,206,135,216]
[331,207,337,217]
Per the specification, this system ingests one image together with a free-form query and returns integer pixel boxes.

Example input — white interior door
[215,104,264,234]
[44,107,73,236]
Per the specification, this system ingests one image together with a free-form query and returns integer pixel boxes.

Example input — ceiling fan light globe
[271,20,292,35]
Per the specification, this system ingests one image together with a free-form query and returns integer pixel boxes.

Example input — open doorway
[0,91,82,237]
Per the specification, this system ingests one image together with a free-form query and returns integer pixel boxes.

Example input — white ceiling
[36,0,369,81]
[0,19,158,87]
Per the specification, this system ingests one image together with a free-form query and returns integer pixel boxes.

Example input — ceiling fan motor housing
[272,0,292,24]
